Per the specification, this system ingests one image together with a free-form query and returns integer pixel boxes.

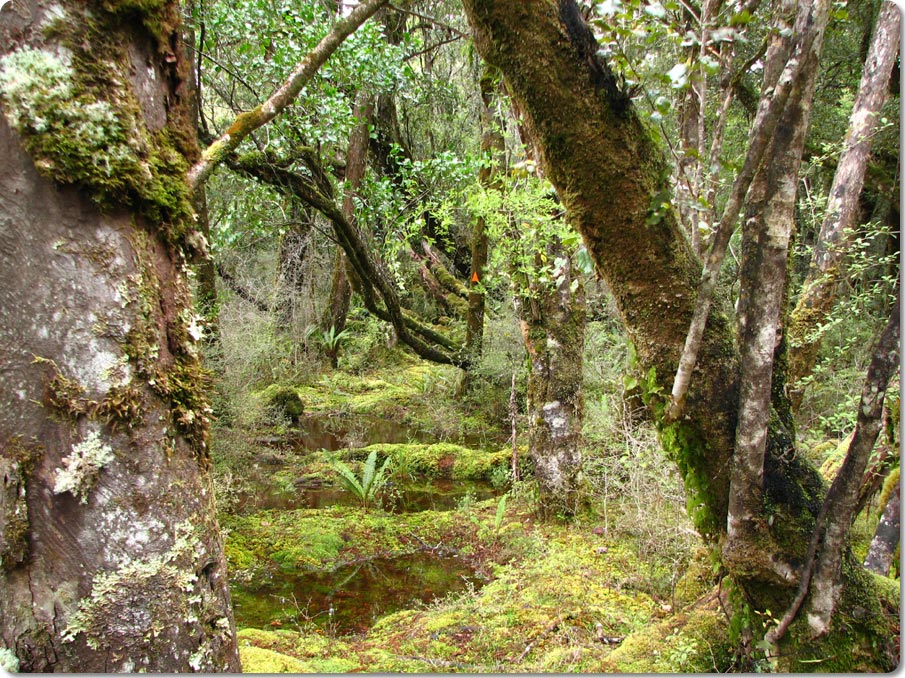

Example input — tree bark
[0,1,238,671]
[675,0,720,256]
[803,290,900,632]
[515,240,587,520]
[667,0,830,419]
[726,0,826,565]
[466,65,505,365]
[321,93,373,342]
[786,1,901,406]
[464,0,741,540]
[863,482,900,576]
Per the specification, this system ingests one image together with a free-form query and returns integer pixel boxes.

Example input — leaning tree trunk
[0,1,239,672]
[321,93,374,342]
[463,0,896,669]
[514,240,587,520]
[786,1,900,406]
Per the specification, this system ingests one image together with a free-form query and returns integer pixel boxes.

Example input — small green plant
[319,325,350,368]
[326,450,392,510]
[493,494,508,533]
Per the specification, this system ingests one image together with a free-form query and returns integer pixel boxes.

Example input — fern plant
[326,449,392,510]
[319,325,350,368]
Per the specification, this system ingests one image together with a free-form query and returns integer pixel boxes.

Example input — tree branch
[666,0,830,421]
[187,0,389,192]
[226,152,466,365]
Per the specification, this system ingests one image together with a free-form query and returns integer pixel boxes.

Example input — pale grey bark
[766,291,900,645]
[667,0,831,420]
[787,0,901,400]
[726,0,828,558]
[863,483,901,576]
[515,240,587,519]
[803,292,900,633]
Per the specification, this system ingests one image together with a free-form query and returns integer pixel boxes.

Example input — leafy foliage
[326,449,393,510]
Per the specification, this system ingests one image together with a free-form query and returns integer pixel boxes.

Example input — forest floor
[210,354,742,673]
[208,354,884,673]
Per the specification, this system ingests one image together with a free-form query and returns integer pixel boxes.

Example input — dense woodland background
[0,0,900,672]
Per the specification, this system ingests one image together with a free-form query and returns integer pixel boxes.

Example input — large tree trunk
[0,1,239,672]
[786,1,900,406]
[463,0,896,669]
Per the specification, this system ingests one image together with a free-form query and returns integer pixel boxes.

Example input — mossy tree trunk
[466,65,505,366]
[514,239,587,520]
[462,0,897,669]
[0,1,239,671]
[320,93,373,348]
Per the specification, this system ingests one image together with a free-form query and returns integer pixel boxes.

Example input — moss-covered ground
[212,359,898,673]
[229,496,733,673]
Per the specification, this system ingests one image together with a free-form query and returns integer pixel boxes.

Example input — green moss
[356,443,509,480]
[222,505,476,577]
[0,3,199,254]
[238,645,308,673]
[655,417,720,539]
[256,385,305,423]
[236,628,360,673]
[599,605,733,672]
[778,559,899,673]
[0,437,41,570]
[672,548,718,609]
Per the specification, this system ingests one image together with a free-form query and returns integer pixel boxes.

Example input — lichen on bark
[0,0,201,255]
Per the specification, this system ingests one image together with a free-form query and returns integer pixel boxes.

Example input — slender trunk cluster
[726,0,827,566]
[786,0,901,405]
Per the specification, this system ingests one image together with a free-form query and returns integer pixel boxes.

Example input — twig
[516,614,572,663]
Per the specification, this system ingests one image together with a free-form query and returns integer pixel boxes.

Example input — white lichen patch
[0,646,19,672]
[53,430,115,503]
[62,521,202,652]
[100,506,167,568]
[541,400,569,438]
[0,47,140,183]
